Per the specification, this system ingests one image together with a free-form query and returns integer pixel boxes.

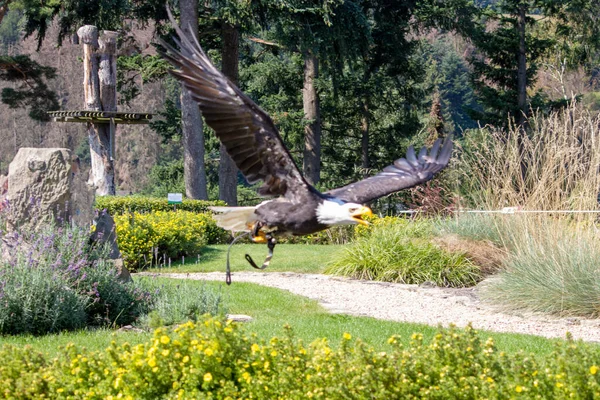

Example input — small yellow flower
[343,332,352,340]
[204,348,214,356]
[160,335,170,344]
[515,385,523,393]
[204,372,213,382]
[591,365,599,375]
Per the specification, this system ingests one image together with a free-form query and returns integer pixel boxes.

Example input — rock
[227,314,253,322]
[108,258,132,282]
[5,148,95,231]
[91,210,121,259]
[90,211,131,282]
[0,174,7,212]
[117,324,145,332]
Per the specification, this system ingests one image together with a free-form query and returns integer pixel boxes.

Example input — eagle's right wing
[159,15,310,199]
[325,136,453,204]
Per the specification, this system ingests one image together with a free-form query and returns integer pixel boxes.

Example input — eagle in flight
[160,23,453,253]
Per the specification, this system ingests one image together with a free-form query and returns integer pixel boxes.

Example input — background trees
[0,0,599,205]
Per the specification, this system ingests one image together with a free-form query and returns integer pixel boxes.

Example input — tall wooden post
[77,26,117,196]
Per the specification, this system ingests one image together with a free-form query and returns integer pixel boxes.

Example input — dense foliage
[2,317,600,398]
[95,195,225,215]
[113,210,230,271]
[0,220,152,335]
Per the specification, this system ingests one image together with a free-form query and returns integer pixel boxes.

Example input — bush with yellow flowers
[2,317,600,399]
[114,211,230,271]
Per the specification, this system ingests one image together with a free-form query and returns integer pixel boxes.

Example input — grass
[0,277,579,358]
[145,243,340,274]
[439,213,600,317]
[326,218,481,287]
[456,104,600,211]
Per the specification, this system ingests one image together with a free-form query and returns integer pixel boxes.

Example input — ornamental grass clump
[326,217,480,287]
[456,104,600,211]
[3,317,600,398]
[480,215,600,317]
[0,212,153,335]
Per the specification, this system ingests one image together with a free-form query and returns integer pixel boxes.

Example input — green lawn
[0,276,575,358]
[146,244,341,274]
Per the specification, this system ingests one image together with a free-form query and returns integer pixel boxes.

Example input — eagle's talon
[251,227,269,243]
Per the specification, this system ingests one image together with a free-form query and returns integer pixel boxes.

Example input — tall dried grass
[457,103,600,212]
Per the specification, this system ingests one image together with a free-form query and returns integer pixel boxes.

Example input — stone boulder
[0,174,7,210]
[90,210,131,281]
[5,148,95,230]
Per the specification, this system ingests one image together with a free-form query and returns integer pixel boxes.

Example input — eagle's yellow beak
[351,206,373,226]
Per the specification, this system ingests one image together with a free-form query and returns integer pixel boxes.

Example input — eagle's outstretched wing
[159,18,310,199]
[325,136,453,204]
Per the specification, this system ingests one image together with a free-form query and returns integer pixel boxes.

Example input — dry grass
[432,234,507,276]
[457,103,600,212]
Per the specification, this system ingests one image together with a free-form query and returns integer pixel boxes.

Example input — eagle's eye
[348,207,358,213]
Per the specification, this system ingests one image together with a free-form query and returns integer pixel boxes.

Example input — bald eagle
[160,25,453,253]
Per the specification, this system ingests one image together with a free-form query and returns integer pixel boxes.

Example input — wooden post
[99,31,118,162]
[77,26,117,196]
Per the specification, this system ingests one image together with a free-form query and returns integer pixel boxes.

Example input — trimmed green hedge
[2,317,600,399]
[95,195,226,215]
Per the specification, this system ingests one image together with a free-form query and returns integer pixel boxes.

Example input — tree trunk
[78,25,116,196]
[517,3,528,128]
[219,22,239,206]
[360,98,369,176]
[179,0,208,199]
[302,51,322,185]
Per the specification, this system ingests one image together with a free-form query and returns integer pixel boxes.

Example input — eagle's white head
[316,199,373,226]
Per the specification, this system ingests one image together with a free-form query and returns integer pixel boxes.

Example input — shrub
[0,218,153,335]
[0,263,88,335]
[114,210,230,271]
[95,195,225,215]
[326,217,480,287]
[3,318,600,399]
[138,278,227,328]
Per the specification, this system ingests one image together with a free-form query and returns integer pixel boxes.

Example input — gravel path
[147,272,600,342]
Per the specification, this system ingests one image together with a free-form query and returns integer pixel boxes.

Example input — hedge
[95,195,226,215]
[2,317,600,399]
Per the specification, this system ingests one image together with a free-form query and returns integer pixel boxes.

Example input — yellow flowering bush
[3,318,600,399]
[114,211,230,271]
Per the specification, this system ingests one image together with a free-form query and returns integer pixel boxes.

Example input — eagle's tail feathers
[209,206,257,232]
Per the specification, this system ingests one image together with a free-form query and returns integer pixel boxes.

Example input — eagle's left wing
[325,136,453,204]
[159,12,311,200]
